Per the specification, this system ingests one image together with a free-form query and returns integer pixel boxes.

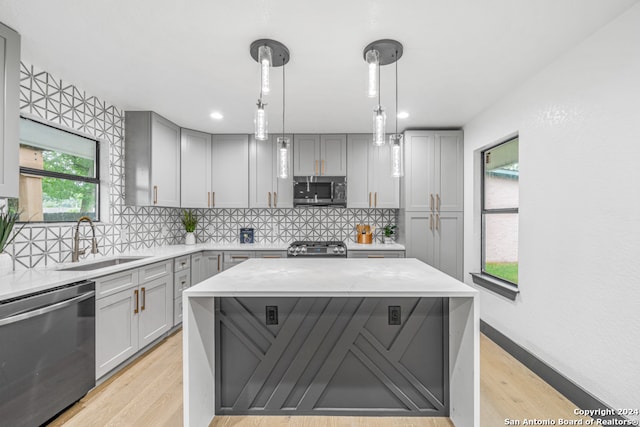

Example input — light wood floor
[49,330,590,427]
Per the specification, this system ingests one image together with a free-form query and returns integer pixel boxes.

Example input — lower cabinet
[348,250,405,258]
[404,211,463,280]
[254,250,287,259]
[223,251,254,270]
[191,252,203,284]
[202,251,223,280]
[95,260,173,379]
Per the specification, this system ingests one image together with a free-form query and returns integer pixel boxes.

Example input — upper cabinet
[249,135,293,208]
[181,129,211,208]
[347,134,399,208]
[0,22,20,198]
[211,134,249,208]
[293,134,346,176]
[125,111,181,207]
[402,130,463,212]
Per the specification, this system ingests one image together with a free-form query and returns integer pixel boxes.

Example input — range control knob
[294,246,301,253]
[301,247,307,254]
[339,247,345,254]
[333,247,339,253]
[288,247,295,254]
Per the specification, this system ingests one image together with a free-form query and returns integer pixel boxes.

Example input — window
[17,117,100,222]
[481,137,519,286]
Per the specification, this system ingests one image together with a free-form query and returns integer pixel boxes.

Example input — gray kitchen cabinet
[254,250,287,258]
[173,255,191,327]
[249,135,293,208]
[404,211,463,280]
[402,130,463,212]
[94,260,173,379]
[125,111,181,207]
[190,252,203,285]
[293,134,346,176]
[223,251,254,270]
[202,251,223,279]
[211,134,249,208]
[348,250,405,258]
[181,129,212,208]
[0,22,20,198]
[347,134,399,208]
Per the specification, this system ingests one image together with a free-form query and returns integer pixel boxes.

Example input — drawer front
[224,251,254,264]
[174,255,191,272]
[348,251,405,258]
[94,269,138,299]
[254,251,287,259]
[174,270,191,297]
[139,260,172,283]
[174,297,182,326]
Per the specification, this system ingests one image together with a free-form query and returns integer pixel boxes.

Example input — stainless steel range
[287,241,347,258]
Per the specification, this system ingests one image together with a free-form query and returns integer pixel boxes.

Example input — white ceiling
[1,0,638,134]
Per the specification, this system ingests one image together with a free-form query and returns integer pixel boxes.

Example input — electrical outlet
[388,306,401,325]
[265,306,278,325]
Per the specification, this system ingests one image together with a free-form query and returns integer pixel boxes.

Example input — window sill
[470,273,519,301]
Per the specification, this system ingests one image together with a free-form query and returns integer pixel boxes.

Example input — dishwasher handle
[0,291,95,327]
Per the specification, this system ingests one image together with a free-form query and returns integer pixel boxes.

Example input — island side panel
[184,295,216,427]
[449,296,480,427]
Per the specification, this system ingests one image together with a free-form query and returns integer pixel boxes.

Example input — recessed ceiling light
[397,111,409,119]
[210,112,223,120]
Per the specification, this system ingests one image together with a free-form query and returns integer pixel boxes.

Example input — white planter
[383,236,395,244]
[185,232,196,245]
[0,252,13,274]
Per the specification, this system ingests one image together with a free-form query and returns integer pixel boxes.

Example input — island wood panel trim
[215,297,448,416]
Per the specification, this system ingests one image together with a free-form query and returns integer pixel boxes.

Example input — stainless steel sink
[58,257,150,271]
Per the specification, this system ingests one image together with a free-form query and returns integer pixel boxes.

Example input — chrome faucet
[72,216,99,262]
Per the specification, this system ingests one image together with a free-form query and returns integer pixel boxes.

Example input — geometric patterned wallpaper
[7,62,396,269]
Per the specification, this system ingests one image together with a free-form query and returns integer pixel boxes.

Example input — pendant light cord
[282,59,286,138]
[395,50,398,136]
[377,56,381,108]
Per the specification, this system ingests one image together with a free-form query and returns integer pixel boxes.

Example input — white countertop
[0,241,406,301]
[185,258,476,298]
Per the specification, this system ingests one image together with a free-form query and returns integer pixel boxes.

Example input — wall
[7,63,395,268]
[463,3,640,416]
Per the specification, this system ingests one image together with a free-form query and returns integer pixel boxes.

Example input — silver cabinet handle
[0,291,94,327]
[217,254,221,271]
[153,186,158,205]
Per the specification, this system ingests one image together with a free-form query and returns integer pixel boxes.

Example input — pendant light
[363,40,403,147]
[277,60,290,179]
[250,39,290,142]
[366,49,379,98]
[390,48,404,178]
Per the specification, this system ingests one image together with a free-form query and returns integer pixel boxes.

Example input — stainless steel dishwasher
[0,280,95,427]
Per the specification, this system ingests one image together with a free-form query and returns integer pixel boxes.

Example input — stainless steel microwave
[293,176,346,207]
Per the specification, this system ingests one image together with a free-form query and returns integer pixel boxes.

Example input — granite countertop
[0,241,406,301]
[185,258,475,298]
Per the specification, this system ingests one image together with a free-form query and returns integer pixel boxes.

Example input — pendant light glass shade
[258,45,273,94]
[390,134,404,177]
[373,106,386,146]
[366,49,379,98]
[255,99,268,140]
[277,137,290,179]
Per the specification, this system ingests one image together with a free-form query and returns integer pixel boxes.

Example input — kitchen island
[183,258,479,427]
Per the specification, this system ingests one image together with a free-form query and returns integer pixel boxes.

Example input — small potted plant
[182,210,198,245]
[383,224,397,244]
[1,207,25,273]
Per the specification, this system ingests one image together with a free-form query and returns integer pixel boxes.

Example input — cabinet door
[191,252,203,285]
[370,144,399,208]
[254,250,287,258]
[249,136,274,208]
[138,276,172,349]
[96,288,138,378]
[320,134,347,176]
[433,211,463,280]
[0,23,20,198]
[181,129,212,208]
[404,212,436,265]
[150,113,181,207]
[347,134,370,208]
[274,134,294,208]
[202,251,223,279]
[434,131,463,212]
[403,131,435,211]
[293,134,319,176]
[211,135,249,208]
